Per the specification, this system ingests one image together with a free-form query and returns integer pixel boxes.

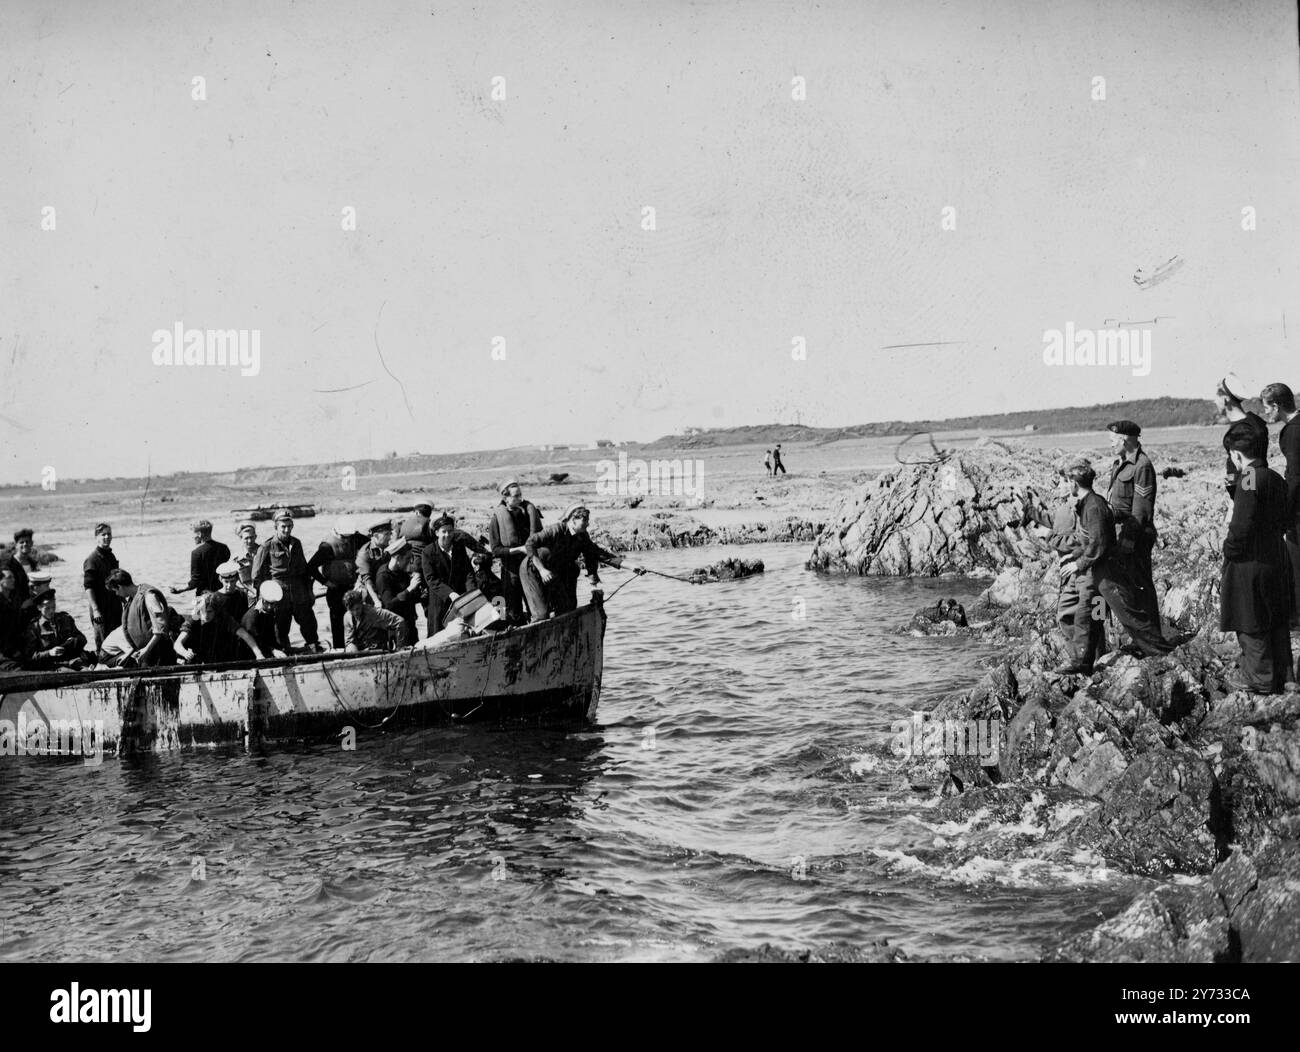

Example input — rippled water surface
[0,543,1146,962]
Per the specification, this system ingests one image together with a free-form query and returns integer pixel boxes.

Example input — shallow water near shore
[0,543,1150,962]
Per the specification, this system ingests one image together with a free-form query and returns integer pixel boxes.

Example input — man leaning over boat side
[521,505,629,622]
[375,537,422,643]
[343,589,410,652]
[240,581,289,660]
[98,570,177,668]
[174,592,261,665]
[83,522,123,648]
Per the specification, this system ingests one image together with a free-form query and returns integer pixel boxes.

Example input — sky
[2,0,1298,482]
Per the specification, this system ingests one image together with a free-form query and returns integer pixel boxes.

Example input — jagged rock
[806,448,1054,577]
[715,940,909,963]
[1070,747,1218,875]
[1044,883,1230,962]
[1233,839,1300,961]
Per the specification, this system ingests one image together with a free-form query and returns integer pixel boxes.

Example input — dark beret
[1106,420,1141,437]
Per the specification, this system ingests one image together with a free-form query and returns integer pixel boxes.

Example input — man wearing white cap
[521,505,629,621]
[215,560,250,621]
[308,516,364,648]
[239,580,289,660]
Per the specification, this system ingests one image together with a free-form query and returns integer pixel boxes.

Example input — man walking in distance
[489,480,544,625]
[1221,420,1294,693]
[1260,383,1300,640]
[171,519,231,598]
[83,522,123,648]
[308,517,362,648]
[252,510,322,653]
[1104,420,1161,629]
[772,444,787,475]
[1054,458,1172,675]
[521,505,634,622]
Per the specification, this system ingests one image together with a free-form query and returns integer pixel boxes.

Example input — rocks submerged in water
[686,557,764,584]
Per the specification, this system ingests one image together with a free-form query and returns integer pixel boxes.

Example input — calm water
[0,541,1146,962]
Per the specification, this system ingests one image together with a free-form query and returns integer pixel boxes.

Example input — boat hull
[0,602,604,758]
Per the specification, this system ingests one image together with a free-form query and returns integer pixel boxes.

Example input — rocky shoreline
[807,440,1299,962]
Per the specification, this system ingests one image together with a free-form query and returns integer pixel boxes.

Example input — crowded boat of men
[0,480,640,674]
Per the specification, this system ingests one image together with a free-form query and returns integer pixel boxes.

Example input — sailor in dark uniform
[1260,383,1300,640]
[1055,458,1172,675]
[1104,420,1162,630]
[1221,419,1294,692]
[171,519,231,597]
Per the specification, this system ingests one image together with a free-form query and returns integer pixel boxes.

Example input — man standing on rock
[1056,458,1172,675]
[1259,383,1300,638]
[1050,464,1105,667]
[1104,420,1162,631]
[1221,421,1294,693]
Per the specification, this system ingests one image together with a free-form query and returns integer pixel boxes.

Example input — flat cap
[237,523,258,536]
[1106,420,1142,437]
[368,517,393,534]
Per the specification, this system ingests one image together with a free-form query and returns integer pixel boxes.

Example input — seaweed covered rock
[686,557,764,584]
[806,446,1055,577]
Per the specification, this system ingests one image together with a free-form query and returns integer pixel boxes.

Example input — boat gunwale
[0,601,604,695]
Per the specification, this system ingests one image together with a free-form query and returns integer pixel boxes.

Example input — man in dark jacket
[421,516,475,635]
[252,510,321,653]
[2,528,33,605]
[171,519,231,598]
[1056,458,1172,675]
[521,505,631,621]
[0,567,25,669]
[307,517,362,648]
[488,480,544,624]
[1104,420,1162,629]
[1217,379,1271,498]
[83,522,123,647]
[1221,420,1294,693]
[376,538,422,641]
[21,589,92,670]
[1049,466,1106,667]
[1260,383,1300,635]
